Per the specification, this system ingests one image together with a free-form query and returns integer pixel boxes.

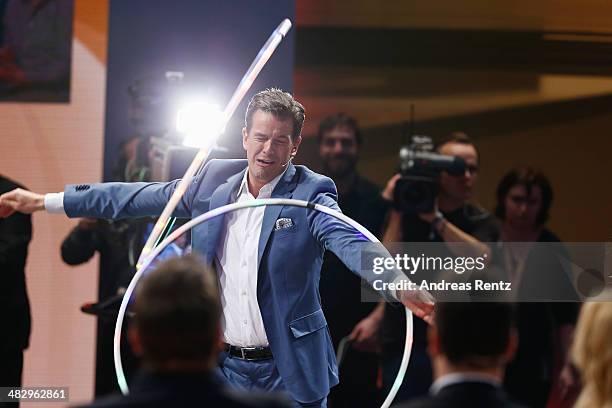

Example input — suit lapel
[206,169,246,261]
[257,164,298,269]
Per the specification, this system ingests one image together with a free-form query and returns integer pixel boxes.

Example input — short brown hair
[435,131,480,162]
[132,255,220,365]
[245,88,305,140]
[436,302,515,369]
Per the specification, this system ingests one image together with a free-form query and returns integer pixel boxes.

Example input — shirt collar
[430,372,501,395]
[237,166,289,199]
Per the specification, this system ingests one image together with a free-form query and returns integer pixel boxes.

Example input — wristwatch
[431,211,446,233]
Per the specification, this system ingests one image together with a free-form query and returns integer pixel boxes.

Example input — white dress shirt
[216,168,286,347]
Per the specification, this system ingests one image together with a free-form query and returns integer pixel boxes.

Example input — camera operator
[60,135,153,396]
[379,132,498,403]
[60,74,183,396]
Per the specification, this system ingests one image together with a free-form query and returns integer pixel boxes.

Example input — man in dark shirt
[75,255,290,408]
[60,136,153,396]
[394,302,524,408]
[61,217,149,396]
[317,114,388,407]
[379,132,499,403]
[0,174,32,408]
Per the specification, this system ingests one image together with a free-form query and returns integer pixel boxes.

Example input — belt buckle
[241,346,257,360]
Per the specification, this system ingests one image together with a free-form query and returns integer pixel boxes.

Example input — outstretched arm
[0,161,215,220]
[0,188,45,217]
[0,181,192,220]
[308,178,434,323]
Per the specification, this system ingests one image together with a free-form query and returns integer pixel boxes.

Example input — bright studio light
[176,99,225,148]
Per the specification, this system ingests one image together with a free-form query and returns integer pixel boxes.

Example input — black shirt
[0,175,32,351]
[394,380,526,408]
[319,174,389,347]
[501,228,580,408]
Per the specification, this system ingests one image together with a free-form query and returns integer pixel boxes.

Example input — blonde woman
[572,302,612,408]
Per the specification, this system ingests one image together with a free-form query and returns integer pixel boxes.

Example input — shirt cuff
[44,192,65,215]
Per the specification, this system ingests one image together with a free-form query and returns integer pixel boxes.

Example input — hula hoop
[114,198,413,408]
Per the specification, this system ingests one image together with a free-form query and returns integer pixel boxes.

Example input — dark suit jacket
[393,381,525,408]
[0,175,32,351]
[74,370,291,408]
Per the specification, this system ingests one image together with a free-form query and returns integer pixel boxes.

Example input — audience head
[495,167,553,229]
[428,302,517,375]
[129,255,221,372]
[317,113,362,179]
[435,131,479,204]
[572,302,612,408]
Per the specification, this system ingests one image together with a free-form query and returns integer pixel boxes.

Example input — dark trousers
[0,348,23,408]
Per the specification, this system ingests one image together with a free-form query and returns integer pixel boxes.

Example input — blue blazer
[63,159,400,403]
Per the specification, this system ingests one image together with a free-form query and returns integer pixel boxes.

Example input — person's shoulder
[393,392,525,408]
[72,378,291,408]
[71,393,142,408]
[222,387,293,408]
[354,174,381,195]
[294,165,331,182]
[73,391,290,408]
[463,203,500,241]
[464,202,493,220]
[195,159,247,184]
[294,165,336,190]
[71,388,185,408]
[392,395,443,408]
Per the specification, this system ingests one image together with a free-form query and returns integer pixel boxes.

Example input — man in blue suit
[0,89,434,407]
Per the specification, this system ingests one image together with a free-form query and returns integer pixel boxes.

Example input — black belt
[224,343,273,361]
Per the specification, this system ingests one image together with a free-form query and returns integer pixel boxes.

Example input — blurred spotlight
[176,98,225,149]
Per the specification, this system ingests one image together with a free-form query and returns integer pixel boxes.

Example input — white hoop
[114,198,413,408]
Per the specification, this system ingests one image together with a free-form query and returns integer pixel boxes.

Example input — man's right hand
[399,288,435,325]
[0,188,45,218]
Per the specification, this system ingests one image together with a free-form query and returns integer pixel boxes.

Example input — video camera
[394,135,467,214]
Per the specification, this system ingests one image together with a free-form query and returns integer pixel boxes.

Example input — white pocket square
[274,217,294,231]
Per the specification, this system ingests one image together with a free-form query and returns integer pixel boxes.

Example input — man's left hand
[398,288,435,325]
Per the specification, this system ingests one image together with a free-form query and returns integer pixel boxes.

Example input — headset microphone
[281,151,296,167]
